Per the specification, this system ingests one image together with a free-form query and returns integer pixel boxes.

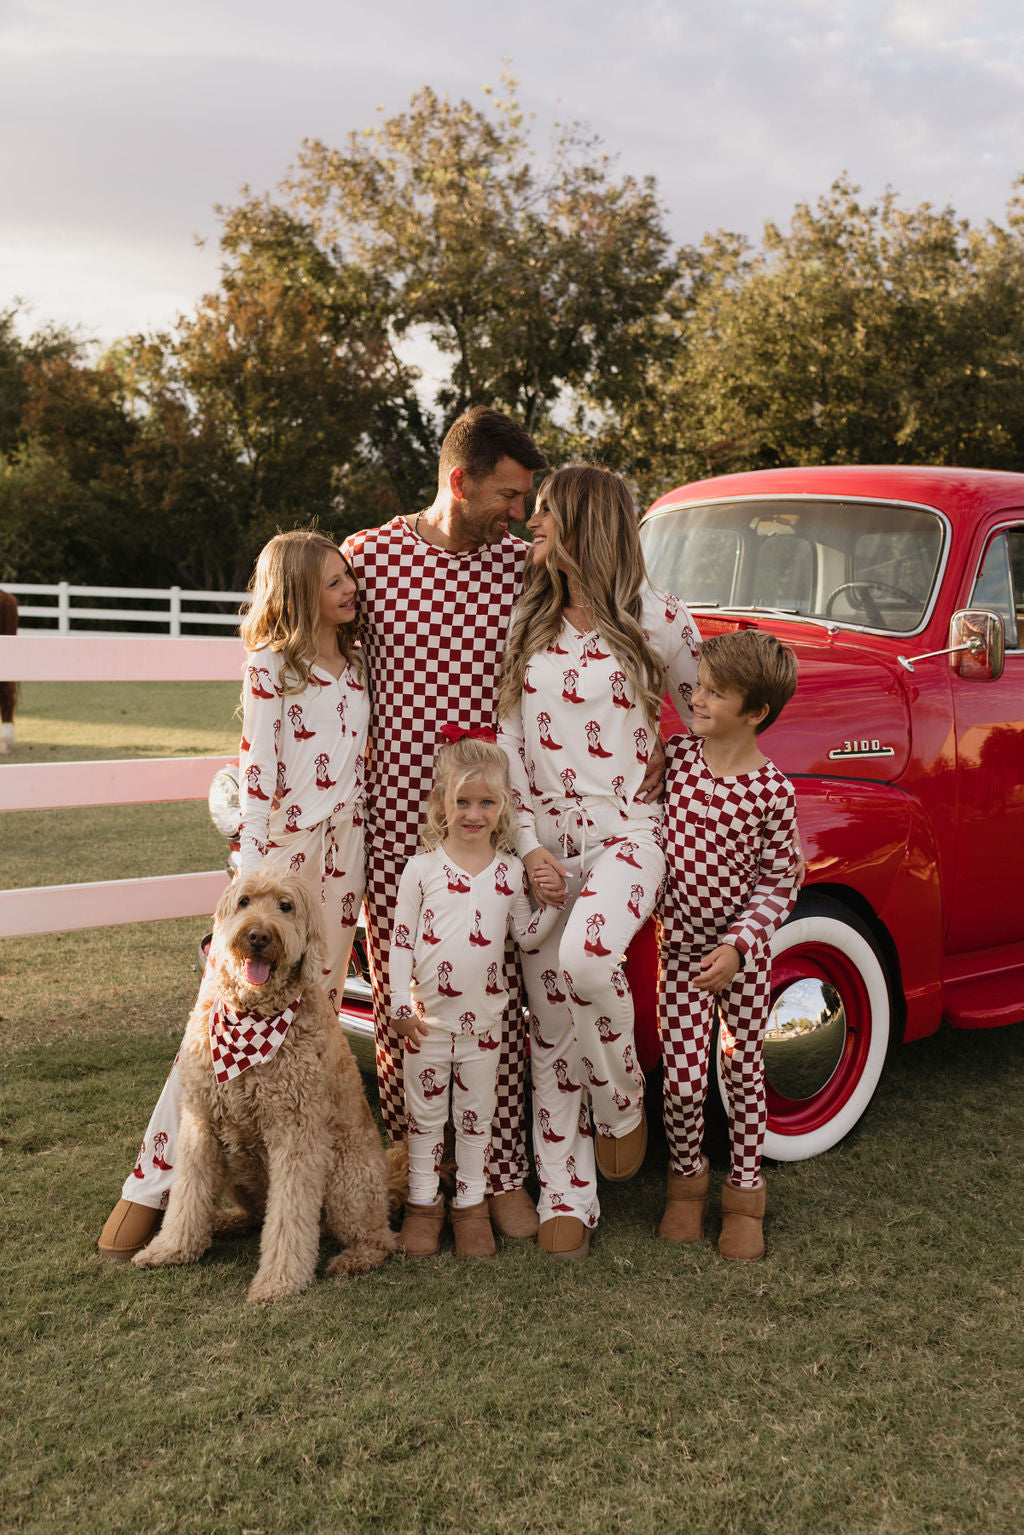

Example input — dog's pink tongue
[245,957,272,986]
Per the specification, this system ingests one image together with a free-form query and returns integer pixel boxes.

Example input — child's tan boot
[450,1199,497,1257]
[658,1156,710,1243]
[397,1197,446,1257]
[537,1216,591,1262]
[97,1198,162,1260]
[718,1176,766,1261]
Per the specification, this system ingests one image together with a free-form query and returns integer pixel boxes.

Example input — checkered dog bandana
[210,995,302,1082]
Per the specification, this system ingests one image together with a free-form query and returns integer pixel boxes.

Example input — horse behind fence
[0,588,17,753]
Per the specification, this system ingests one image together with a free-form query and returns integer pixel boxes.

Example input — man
[342,407,547,1239]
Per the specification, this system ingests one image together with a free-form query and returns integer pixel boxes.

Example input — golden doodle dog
[134,869,396,1301]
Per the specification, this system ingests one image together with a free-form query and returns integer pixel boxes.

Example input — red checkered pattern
[209,996,301,1082]
[659,736,799,1187]
[344,519,530,1192]
[660,938,771,1185]
[344,519,526,863]
[662,737,798,959]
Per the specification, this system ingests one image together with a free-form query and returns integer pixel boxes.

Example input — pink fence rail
[0,633,245,937]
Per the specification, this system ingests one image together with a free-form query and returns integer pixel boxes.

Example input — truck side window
[1010,529,1024,651]
[970,529,1022,649]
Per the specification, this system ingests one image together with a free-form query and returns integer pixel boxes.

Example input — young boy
[658,629,800,1261]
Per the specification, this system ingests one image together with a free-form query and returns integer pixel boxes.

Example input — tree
[0,304,84,462]
[0,337,142,585]
[593,176,1024,502]
[284,74,676,446]
[118,204,435,590]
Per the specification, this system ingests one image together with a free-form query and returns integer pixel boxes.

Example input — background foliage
[4,76,1024,587]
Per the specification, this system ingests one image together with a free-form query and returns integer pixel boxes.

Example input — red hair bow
[440,723,498,745]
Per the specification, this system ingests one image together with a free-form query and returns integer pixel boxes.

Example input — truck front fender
[793,776,944,1042]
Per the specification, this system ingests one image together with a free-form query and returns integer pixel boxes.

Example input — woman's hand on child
[524,846,569,908]
[693,944,742,992]
[635,733,667,803]
[392,1013,429,1045]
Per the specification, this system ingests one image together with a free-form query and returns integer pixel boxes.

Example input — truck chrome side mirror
[949,609,1004,680]
[898,609,1005,679]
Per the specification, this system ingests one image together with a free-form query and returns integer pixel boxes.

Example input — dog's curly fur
[133,869,396,1301]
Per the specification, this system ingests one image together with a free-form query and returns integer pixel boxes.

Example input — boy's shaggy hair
[698,629,798,734]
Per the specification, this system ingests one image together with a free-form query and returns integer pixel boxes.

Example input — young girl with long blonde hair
[99,529,369,1257]
[497,464,701,1259]
[236,529,368,1004]
[388,728,558,1259]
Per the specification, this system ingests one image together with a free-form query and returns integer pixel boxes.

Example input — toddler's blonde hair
[422,734,518,854]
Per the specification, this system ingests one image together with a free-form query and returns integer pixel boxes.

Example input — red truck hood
[665,620,912,783]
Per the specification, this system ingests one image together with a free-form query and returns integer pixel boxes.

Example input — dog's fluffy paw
[132,1239,186,1269]
[326,1233,396,1276]
[246,1272,309,1303]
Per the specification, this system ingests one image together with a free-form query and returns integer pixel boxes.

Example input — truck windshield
[640,497,945,633]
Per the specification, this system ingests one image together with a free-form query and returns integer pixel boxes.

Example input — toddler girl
[389,727,559,1258]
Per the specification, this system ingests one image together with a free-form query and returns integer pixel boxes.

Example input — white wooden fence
[0,633,244,938]
[2,581,248,635]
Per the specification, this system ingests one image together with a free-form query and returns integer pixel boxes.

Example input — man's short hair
[698,629,798,734]
[438,407,547,486]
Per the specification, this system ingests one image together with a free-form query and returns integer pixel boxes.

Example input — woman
[99,531,369,1257]
[497,465,700,1259]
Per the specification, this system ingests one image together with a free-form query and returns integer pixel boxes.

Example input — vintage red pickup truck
[634,463,1024,1159]
[214,464,1021,1162]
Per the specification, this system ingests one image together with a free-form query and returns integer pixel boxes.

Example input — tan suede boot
[487,1188,539,1241]
[450,1200,497,1258]
[397,1197,446,1257]
[537,1216,591,1262]
[97,1198,162,1260]
[658,1156,710,1243]
[594,1108,648,1181]
[718,1176,766,1261]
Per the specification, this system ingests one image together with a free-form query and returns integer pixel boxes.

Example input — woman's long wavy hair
[422,736,518,855]
[239,530,360,697]
[497,465,664,729]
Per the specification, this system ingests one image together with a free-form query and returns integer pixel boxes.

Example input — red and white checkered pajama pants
[659,932,770,1189]
[364,841,529,1196]
[403,1028,501,1207]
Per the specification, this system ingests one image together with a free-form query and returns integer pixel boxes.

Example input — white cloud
[3,0,1024,344]
[883,0,978,48]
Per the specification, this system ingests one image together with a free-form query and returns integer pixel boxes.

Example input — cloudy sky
[3,0,1023,354]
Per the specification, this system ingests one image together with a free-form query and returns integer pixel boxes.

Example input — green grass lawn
[3,685,1024,1533]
